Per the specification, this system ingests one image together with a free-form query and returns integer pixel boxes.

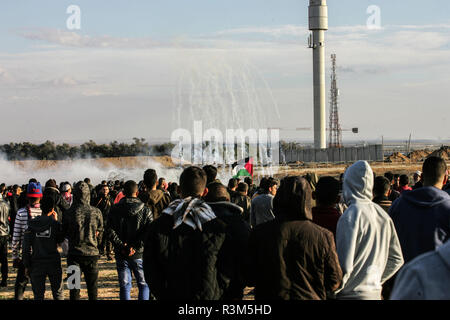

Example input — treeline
[0,138,175,160]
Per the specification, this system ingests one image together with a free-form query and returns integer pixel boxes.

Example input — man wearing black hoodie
[204,182,251,300]
[62,181,103,300]
[389,156,450,263]
[23,197,64,300]
[108,180,153,300]
[42,179,70,223]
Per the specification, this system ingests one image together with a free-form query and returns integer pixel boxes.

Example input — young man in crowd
[335,161,404,300]
[389,156,450,263]
[203,182,251,300]
[23,197,64,300]
[246,176,342,300]
[63,181,103,300]
[138,169,171,220]
[398,174,412,193]
[227,178,238,200]
[384,172,401,202]
[108,180,153,300]
[11,181,43,300]
[373,176,393,213]
[203,165,221,185]
[311,176,341,238]
[0,190,10,287]
[231,182,252,223]
[93,184,114,260]
[143,166,230,300]
[250,177,279,228]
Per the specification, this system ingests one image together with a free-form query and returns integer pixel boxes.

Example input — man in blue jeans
[107,180,153,300]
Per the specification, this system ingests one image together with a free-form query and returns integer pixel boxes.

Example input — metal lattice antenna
[328,54,342,148]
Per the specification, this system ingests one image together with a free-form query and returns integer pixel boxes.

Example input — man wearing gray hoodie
[335,161,404,300]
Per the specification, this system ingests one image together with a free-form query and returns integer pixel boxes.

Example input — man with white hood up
[335,161,404,300]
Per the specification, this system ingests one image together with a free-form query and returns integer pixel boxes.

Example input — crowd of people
[0,156,449,300]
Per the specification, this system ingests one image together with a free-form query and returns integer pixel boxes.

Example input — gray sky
[1,0,450,144]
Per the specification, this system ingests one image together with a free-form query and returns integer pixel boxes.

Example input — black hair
[315,176,340,206]
[384,172,394,183]
[237,182,248,193]
[244,177,253,186]
[373,176,391,197]
[422,156,448,186]
[228,178,238,190]
[202,165,218,185]
[123,180,138,197]
[84,178,91,184]
[203,182,230,202]
[399,174,409,186]
[180,166,207,197]
[40,196,55,215]
[143,169,158,188]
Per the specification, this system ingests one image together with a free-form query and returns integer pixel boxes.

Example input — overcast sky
[1,0,450,145]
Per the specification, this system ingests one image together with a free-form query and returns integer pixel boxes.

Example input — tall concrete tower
[308,0,328,149]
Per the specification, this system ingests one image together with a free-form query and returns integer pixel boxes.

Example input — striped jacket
[12,205,42,259]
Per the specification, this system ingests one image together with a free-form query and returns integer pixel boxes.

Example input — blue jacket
[389,186,450,263]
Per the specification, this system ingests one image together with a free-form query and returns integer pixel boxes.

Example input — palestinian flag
[232,157,253,178]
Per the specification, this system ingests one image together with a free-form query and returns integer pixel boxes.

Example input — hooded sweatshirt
[389,185,450,263]
[207,201,251,300]
[246,176,342,300]
[107,197,153,259]
[335,161,404,300]
[62,182,103,257]
[22,215,64,268]
[139,189,171,220]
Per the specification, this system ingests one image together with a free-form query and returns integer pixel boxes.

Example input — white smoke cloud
[0,153,183,186]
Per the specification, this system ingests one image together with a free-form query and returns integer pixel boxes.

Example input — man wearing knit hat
[11,180,43,300]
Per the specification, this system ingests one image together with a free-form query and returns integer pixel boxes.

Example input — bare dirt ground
[12,156,178,170]
[0,250,254,300]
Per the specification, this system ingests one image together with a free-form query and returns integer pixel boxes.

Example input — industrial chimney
[308,0,328,149]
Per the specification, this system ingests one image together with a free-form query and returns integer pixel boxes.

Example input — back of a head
[203,165,218,185]
[143,169,158,189]
[273,176,312,221]
[45,179,57,190]
[399,174,409,187]
[29,178,38,184]
[180,166,207,198]
[244,177,253,186]
[40,196,55,215]
[422,156,448,186]
[343,160,374,203]
[84,178,91,184]
[237,182,248,194]
[384,172,394,183]
[123,180,138,197]
[228,178,238,190]
[73,181,91,204]
[373,176,391,198]
[203,182,230,202]
[315,176,340,206]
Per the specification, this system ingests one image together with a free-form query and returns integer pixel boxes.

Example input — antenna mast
[328,53,343,148]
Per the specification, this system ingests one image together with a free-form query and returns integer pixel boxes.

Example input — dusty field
[12,155,178,170]
[269,161,428,180]
[0,250,254,300]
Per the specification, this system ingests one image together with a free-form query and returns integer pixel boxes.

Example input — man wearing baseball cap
[11,180,43,300]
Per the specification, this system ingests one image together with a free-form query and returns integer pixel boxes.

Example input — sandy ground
[0,250,254,300]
